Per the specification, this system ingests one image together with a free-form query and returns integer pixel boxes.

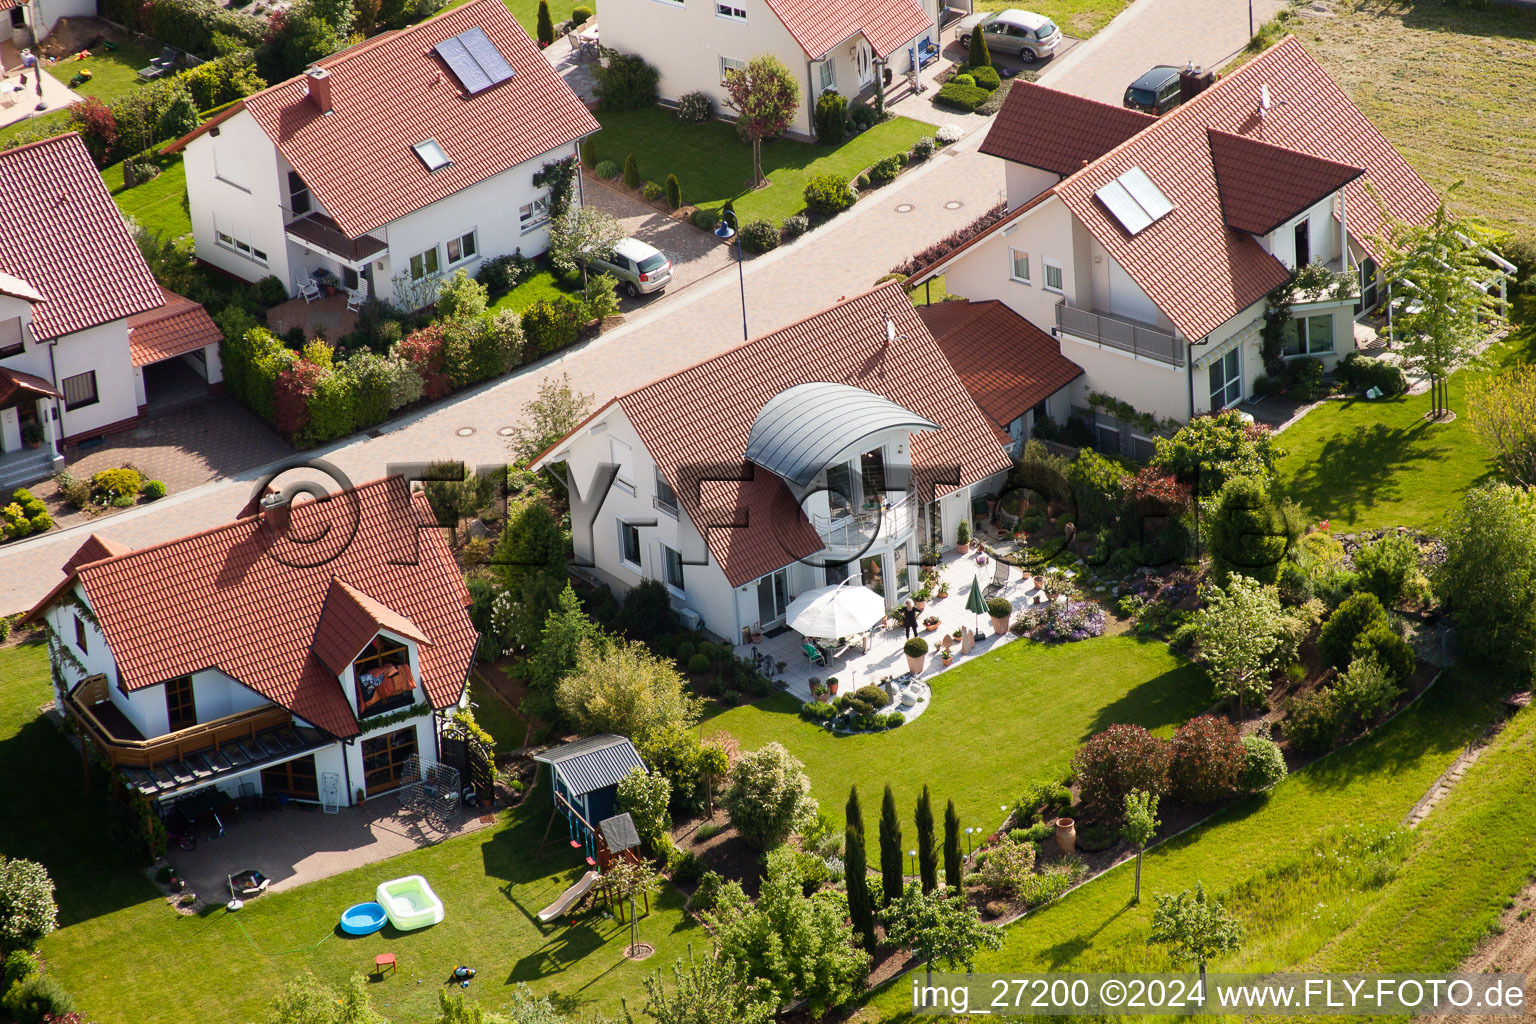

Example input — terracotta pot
[923,621,938,632]
[914,599,927,611]
[990,614,1010,636]
[1054,817,1076,855]
[828,680,840,695]
[905,652,925,676]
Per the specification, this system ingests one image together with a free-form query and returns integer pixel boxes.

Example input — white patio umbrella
[784,579,887,639]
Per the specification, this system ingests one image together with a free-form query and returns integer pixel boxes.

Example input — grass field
[0,641,696,1024]
[585,109,936,226]
[1274,324,1536,530]
[104,154,192,241]
[489,267,582,314]
[0,42,157,149]
[973,0,1130,39]
[704,635,1211,833]
[857,663,1508,1020]
[1298,0,1536,235]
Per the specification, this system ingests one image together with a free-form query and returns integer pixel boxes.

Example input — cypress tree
[846,784,865,840]
[879,784,902,907]
[943,798,962,891]
[916,784,937,894]
[535,0,554,46]
[845,824,876,954]
[968,25,991,69]
[623,153,641,190]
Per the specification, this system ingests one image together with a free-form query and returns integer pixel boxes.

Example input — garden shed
[534,734,645,832]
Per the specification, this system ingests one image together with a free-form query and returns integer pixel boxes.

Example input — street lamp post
[714,209,748,341]
[965,827,974,856]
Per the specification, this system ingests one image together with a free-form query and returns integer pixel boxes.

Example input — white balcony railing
[811,489,918,551]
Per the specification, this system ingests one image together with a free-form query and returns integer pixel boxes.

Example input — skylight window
[434,26,515,95]
[1095,165,1173,236]
[413,139,451,171]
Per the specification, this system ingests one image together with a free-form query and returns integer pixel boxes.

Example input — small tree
[943,798,962,891]
[721,742,818,848]
[722,54,800,189]
[616,765,673,856]
[605,858,664,956]
[547,205,626,284]
[557,640,702,746]
[1377,190,1502,420]
[665,173,682,210]
[1121,790,1160,905]
[845,824,877,954]
[915,785,937,893]
[699,740,730,818]
[0,857,57,950]
[535,0,554,46]
[623,152,641,189]
[846,783,865,839]
[882,884,1003,997]
[624,945,776,1024]
[1148,882,1243,987]
[879,783,903,907]
[1468,363,1536,486]
[491,495,568,649]
[1190,575,1288,722]
[1207,475,1296,587]
[1435,482,1536,672]
[267,973,384,1024]
[506,372,594,467]
[967,25,991,68]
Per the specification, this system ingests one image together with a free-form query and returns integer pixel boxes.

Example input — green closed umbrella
[966,574,987,636]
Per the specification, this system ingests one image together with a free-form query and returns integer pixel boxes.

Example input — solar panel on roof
[1118,166,1173,221]
[434,27,513,96]
[1095,180,1153,235]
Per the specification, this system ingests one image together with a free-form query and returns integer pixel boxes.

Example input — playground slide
[537,870,600,922]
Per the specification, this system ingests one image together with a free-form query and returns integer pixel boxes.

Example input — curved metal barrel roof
[745,382,939,488]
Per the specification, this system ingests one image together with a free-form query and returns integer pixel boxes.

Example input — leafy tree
[132,224,202,295]
[722,55,800,189]
[624,945,775,1024]
[1377,190,1502,419]
[699,740,729,818]
[435,268,489,320]
[967,24,991,68]
[1071,724,1170,822]
[1436,482,1536,672]
[878,783,902,907]
[1148,882,1242,986]
[266,973,383,1024]
[0,858,56,950]
[915,785,937,894]
[1152,410,1283,494]
[881,884,1003,996]
[1122,790,1160,904]
[943,798,961,891]
[491,495,568,649]
[548,206,625,284]
[307,0,355,30]
[708,847,871,1016]
[845,824,876,954]
[1469,363,1536,486]
[605,858,664,955]
[156,83,200,143]
[721,742,817,848]
[617,765,673,856]
[527,584,609,722]
[1190,575,1288,721]
[1318,591,1389,671]
[556,639,702,746]
[1207,476,1298,586]
[536,0,554,45]
[507,373,595,469]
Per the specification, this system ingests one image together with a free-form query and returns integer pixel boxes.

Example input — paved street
[0,0,1278,613]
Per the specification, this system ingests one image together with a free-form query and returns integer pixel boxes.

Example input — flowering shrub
[977,832,1036,898]
[395,323,452,400]
[1011,600,1105,643]
[1240,733,1287,792]
[1168,715,1245,804]
[936,124,964,144]
[1071,725,1170,821]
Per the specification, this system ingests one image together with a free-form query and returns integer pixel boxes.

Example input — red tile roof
[918,300,1083,427]
[1207,128,1364,235]
[126,287,222,368]
[0,134,163,340]
[312,577,432,676]
[0,271,43,303]
[32,476,476,738]
[600,282,1012,587]
[0,365,60,407]
[195,0,599,239]
[62,534,131,575]
[981,83,1155,176]
[765,0,933,59]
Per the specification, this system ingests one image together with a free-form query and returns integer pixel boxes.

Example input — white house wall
[183,110,291,290]
[1004,164,1058,209]
[1265,194,1344,271]
[191,668,273,722]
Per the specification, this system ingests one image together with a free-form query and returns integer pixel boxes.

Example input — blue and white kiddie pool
[340,901,388,935]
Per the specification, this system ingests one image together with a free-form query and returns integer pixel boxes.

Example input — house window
[1282,314,1335,356]
[1293,220,1311,267]
[719,55,747,84]
[342,266,359,291]
[353,635,415,717]
[446,230,478,266]
[165,675,196,732]
[361,726,418,796]
[1208,348,1242,411]
[409,246,440,282]
[662,543,685,591]
[1008,248,1030,284]
[74,614,88,653]
[519,196,551,232]
[412,138,452,172]
[261,754,319,801]
[619,521,642,568]
[609,438,634,493]
[287,170,311,216]
[0,317,23,358]
[62,371,98,410]
[655,468,678,516]
[1043,258,1064,293]
[716,3,746,19]
[213,222,269,266]
[818,60,835,92]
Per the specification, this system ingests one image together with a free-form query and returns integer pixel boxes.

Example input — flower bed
[1011,600,1105,643]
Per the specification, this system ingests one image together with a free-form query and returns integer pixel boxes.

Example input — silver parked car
[583,237,673,298]
[957,9,1062,62]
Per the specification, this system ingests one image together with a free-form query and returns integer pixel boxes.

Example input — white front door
[857,40,874,86]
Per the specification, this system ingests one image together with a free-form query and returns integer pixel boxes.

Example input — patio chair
[295,275,321,303]
[136,61,167,81]
[345,289,363,312]
[985,558,1009,595]
[802,642,827,667]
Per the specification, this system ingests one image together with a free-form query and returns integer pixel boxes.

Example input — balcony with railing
[810,489,919,553]
[1055,299,1184,367]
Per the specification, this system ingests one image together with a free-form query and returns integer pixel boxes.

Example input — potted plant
[903,636,928,676]
[810,679,829,703]
[940,647,953,664]
[827,676,840,696]
[1054,816,1077,854]
[955,519,970,553]
[987,597,1012,636]
[913,586,930,611]
[937,580,950,599]
[355,787,366,807]
[751,622,764,644]
[21,423,43,449]
[922,614,940,632]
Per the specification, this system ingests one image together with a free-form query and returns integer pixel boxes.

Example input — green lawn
[704,635,1211,833]
[1274,325,1536,531]
[489,268,581,315]
[857,663,1507,1020]
[585,108,936,226]
[104,153,192,241]
[444,0,593,38]
[0,42,156,149]
[469,675,528,750]
[0,641,696,1024]
[974,0,1130,39]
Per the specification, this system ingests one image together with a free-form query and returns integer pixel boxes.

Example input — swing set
[536,793,648,922]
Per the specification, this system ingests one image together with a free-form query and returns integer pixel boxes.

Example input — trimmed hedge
[739,219,780,254]
[936,82,990,112]
[803,173,855,216]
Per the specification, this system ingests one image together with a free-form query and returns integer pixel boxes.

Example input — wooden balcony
[66,674,291,770]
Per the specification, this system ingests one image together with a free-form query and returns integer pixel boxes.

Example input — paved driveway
[582,179,737,314]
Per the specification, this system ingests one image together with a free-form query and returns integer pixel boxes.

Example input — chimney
[305,66,333,114]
